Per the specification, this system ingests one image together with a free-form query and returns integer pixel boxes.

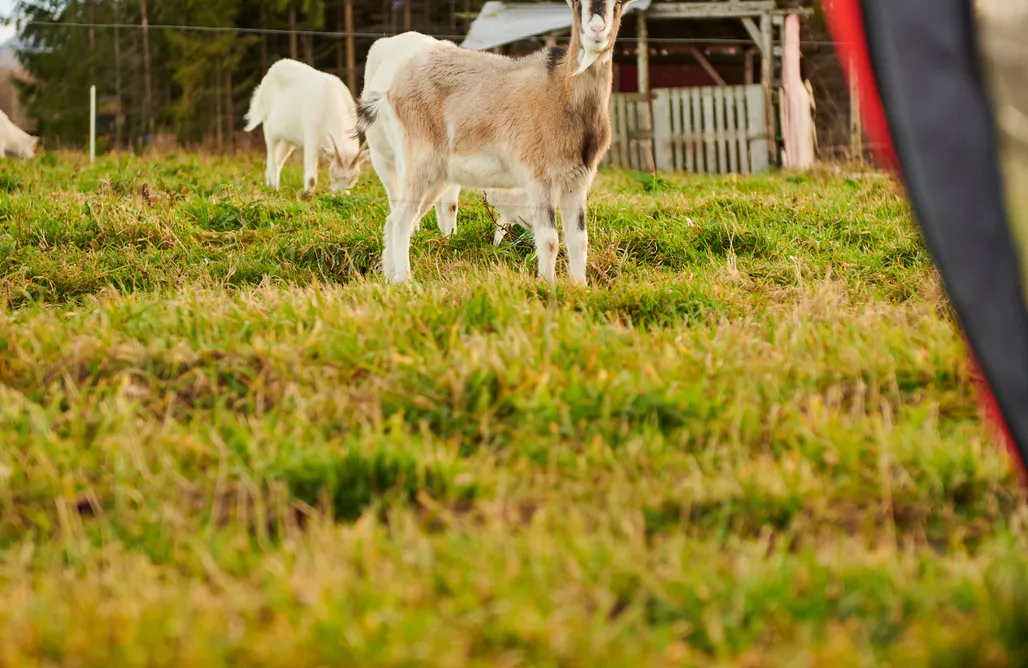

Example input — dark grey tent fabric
[859,0,1028,463]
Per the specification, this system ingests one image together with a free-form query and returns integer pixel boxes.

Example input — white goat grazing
[361,32,524,239]
[355,0,636,285]
[0,109,38,159]
[244,58,368,193]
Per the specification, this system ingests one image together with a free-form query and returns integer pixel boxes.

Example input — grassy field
[0,151,1026,666]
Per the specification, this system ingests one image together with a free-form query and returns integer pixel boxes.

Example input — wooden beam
[744,47,754,85]
[647,1,775,19]
[774,7,814,17]
[760,12,774,164]
[687,46,726,87]
[741,17,762,50]
[637,12,650,94]
[345,0,356,94]
[637,14,654,172]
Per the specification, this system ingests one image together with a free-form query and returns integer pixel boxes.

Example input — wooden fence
[604,84,771,175]
[605,92,656,172]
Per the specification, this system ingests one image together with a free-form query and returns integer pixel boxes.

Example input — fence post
[89,85,96,163]
[636,12,655,172]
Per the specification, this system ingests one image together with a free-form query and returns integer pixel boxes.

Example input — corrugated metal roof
[461,0,651,51]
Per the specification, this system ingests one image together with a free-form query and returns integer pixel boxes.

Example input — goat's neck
[564,45,613,118]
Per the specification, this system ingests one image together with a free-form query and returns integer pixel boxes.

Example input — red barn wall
[615,63,749,92]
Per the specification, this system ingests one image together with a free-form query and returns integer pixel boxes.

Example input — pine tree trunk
[225,66,234,151]
[336,0,344,77]
[345,0,355,92]
[261,3,268,73]
[114,21,123,149]
[87,0,95,81]
[215,63,223,152]
[289,2,298,60]
[141,0,154,137]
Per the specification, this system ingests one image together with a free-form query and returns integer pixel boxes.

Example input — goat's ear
[564,0,573,8]
[622,0,641,9]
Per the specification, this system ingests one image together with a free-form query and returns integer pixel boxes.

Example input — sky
[0,0,16,45]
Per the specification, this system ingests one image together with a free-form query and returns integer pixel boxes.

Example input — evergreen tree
[9,0,490,149]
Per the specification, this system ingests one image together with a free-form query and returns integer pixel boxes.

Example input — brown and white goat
[354,0,638,285]
[362,32,544,242]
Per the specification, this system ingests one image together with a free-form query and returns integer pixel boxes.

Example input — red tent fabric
[820,0,1026,480]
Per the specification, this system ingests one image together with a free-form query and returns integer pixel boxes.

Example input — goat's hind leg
[272,142,294,189]
[434,184,460,237]
[370,150,401,279]
[265,135,292,189]
[384,173,447,284]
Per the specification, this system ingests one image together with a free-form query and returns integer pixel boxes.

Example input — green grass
[0,150,1025,666]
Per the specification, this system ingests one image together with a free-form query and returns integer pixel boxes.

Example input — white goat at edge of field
[0,109,38,159]
[354,0,636,285]
[361,31,526,241]
[244,58,368,193]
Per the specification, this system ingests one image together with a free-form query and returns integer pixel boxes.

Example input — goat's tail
[352,91,386,144]
[243,80,266,132]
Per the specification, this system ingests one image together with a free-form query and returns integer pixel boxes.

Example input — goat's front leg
[369,150,401,278]
[435,184,460,237]
[528,184,559,284]
[272,142,294,189]
[302,141,319,193]
[559,185,590,286]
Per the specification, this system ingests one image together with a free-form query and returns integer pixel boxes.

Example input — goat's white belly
[447,154,520,189]
[263,109,307,148]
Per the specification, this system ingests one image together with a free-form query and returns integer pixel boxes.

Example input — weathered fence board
[605,92,654,172]
[606,83,770,174]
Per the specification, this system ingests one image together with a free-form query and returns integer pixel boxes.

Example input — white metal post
[89,85,96,163]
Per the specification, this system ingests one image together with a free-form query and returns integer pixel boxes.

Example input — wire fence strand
[9,19,843,47]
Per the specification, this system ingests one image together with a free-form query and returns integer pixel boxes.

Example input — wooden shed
[462,0,802,174]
